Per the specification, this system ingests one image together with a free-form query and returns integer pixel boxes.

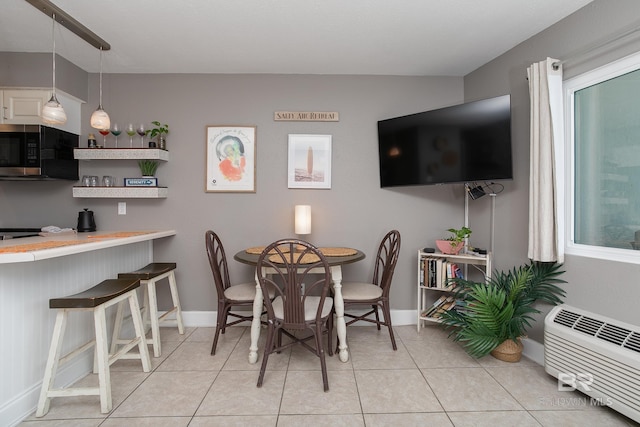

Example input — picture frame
[287,134,332,189]
[206,125,256,193]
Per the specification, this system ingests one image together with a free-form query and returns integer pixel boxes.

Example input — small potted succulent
[436,226,472,254]
[147,121,169,150]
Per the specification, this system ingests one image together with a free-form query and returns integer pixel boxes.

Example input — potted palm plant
[439,261,566,362]
[436,226,472,254]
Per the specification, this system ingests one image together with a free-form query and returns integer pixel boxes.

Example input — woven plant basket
[490,338,523,363]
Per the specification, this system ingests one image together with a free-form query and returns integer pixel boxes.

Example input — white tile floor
[21,325,639,426]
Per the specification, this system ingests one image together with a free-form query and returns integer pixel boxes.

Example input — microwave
[0,124,79,180]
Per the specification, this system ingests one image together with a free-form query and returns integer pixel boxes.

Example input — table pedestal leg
[331,266,349,362]
[248,270,262,364]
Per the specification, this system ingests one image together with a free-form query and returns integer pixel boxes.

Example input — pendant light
[90,46,110,130]
[41,12,67,125]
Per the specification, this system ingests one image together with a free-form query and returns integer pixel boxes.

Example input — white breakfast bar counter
[0,230,176,426]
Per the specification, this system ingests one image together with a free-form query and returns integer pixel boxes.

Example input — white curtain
[527,58,564,263]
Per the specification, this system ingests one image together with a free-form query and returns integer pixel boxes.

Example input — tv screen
[378,95,512,188]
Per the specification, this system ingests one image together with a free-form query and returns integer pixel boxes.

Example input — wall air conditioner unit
[544,304,640,423]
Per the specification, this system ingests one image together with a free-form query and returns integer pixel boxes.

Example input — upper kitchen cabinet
[1,89,49,124]
[0,89,82,135]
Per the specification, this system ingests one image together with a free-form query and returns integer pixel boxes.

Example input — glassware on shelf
[98,129,109,147]
[126,123,136,148]
[136,123,146,148]
[110,123,121,148]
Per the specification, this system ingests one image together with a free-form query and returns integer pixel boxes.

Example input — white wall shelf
[74,148,169,161]
[72,187,168,198]
[417,250,491,330]
[73,148,169,198]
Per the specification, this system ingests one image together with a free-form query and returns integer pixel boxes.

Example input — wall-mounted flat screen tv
[378,95,512,188]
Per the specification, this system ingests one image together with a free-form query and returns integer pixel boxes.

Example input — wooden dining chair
[205,230,274,355]
[341,230,401,350]
[256,239,334,392]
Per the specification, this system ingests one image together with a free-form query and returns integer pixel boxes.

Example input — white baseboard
[522,336,545,366]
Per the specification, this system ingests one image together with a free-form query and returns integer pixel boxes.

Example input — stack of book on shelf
[419,257,463,290]
[421,295,460,319]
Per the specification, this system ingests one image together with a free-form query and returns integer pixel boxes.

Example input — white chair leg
[109,300,126,355]
[93,305,112,414]
[128,292,151,372]
[36,310,67,417]
[167,271,185,334]
[146,280,161,357]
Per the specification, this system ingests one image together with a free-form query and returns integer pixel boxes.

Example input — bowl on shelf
[435,240,464,255]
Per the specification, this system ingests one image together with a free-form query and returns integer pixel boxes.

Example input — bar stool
[36,278,151,417]
[112,263,184,357]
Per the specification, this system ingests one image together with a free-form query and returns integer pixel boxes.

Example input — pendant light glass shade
[42,12,67,125]
[90,46,110,130]
[42,94,67,124]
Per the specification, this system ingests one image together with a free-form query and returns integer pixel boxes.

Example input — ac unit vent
[552,308,640,354]
[574,315,604,336]
[553,309,580,327]
[625,332,640,354]
[599,323,631,346]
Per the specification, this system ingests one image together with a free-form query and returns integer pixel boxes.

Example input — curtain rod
[552,19,640,70]
[25,0,110,51]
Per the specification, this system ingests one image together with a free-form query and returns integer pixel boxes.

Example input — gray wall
[0,52,88,101]
[1,71,467,315]
[464,0,640,341]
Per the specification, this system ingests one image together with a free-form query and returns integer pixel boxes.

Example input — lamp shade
[90,108,110,130]
[295,205,312,235]
[42,94,67,124]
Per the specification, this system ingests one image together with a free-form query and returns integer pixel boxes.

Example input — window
[564,52,640,263]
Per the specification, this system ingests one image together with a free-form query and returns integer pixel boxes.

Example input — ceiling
[1,0,594,75]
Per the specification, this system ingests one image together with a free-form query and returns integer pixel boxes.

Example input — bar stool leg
[168,271,185,334]
[129,291,151,372]
[109,301,126,355]
[146,280,162,358]
[36,310,67,417]
[93,305,112,413]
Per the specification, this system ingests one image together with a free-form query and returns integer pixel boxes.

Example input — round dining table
[234,248,365,364]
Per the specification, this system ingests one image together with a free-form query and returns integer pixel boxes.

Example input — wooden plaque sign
[274,111,339,122]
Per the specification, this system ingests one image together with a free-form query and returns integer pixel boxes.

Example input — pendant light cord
[51,13,56,96]
[98,46,103,109]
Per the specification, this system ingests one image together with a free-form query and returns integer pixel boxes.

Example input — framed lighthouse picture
[287,134,332,189]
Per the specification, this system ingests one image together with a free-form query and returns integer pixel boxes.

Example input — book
[424,295,454,318]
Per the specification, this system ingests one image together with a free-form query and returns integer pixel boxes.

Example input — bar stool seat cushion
[118,262,176,280]
[50,278,140,309]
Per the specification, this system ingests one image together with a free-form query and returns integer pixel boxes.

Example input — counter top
[0,230,176,264]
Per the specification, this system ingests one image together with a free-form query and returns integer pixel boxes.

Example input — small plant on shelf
[147,121,169,149]
[138,160,159,177]
[436,226,472,254]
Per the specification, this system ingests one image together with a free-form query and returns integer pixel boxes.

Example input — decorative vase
[158,136,166,150]
[490,338,523,363]
[435,240,464,255]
